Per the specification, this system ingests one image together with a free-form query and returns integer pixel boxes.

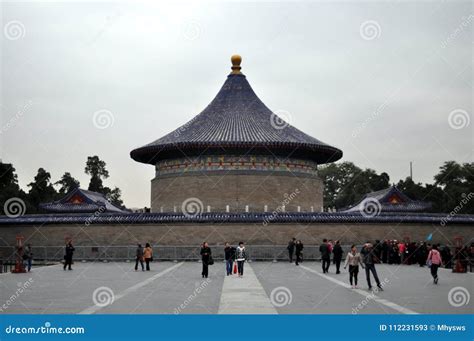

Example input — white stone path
[218,263,277,314]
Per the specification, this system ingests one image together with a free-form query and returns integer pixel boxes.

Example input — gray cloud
[1,1,472,208]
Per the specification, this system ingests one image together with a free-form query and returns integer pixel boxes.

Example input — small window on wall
[91,247,99,253]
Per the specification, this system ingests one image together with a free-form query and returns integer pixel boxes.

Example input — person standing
[381,240,389,263]
[374,240,382,263]
[236,242,247,277]
[63,241,75,271]
[328,240,334,254]
[427,244,442,284]
[332,240,343,274]
[287,238,296,263]
[319,239,330,273]
[200,242,211,278]
[24,243,33,272]
[135,244,144,271]
[295,240,304,266]
[224,242,235,276]
[360,242,383,291]
[441,245,453,269]
[418,242,428,267]
[143,243,153,271]
[399,242,406,264]
[344,245,364,288]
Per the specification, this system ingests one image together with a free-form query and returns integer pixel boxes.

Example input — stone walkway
[218,263,277,314]
[0,261,472,314]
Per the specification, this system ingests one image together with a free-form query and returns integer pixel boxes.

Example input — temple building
[131,55,342,214]
[0,55,472,261]
[343,185,432,214]
[40,188,126,214]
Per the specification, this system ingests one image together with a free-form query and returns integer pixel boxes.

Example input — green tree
[84,156,126,208]
[106,187,124,208]
[433,161,474,214]
[27,168,57,211]
[0,162,32,215]
[55,172,80,195]
[85,156,109,193]
[396,177,425,201]
[319,162,390,209]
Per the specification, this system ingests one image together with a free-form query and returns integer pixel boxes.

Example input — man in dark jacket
[224,242,236,275]
[63,241,75,271]
[23,243,33,272]
[287,238,296,263]
[441,245,452,269]
[381,240,389,263]
[319,239,330,273]
[418,242,428,267]
[135,244,144,271]
[332,240,343,274]
[200,242,212,278]
[360,242,383,290]
[295,240,304,266]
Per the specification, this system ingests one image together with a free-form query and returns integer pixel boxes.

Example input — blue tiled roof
[0,212,472,225]
[39,188,126,214]
[342,185,432,213]
[130,71,342,165]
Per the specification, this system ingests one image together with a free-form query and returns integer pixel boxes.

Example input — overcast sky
[1,0,472,208]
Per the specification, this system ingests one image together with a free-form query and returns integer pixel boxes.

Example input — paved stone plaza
[0,262,471,314]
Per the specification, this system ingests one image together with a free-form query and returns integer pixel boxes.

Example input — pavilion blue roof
[130,56,342,165]
[39,188,126,214]
[342,185,432,213]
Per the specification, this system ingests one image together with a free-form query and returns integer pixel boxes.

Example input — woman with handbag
[143,243,153,271]
[200,242,212,278]
[427,244,442,284]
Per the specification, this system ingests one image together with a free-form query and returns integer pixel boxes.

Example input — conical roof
[130,55,342,165]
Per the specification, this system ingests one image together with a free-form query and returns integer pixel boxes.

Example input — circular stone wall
[150,155,323,213]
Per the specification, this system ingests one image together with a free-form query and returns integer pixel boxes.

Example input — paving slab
[0,261,471,314]
[252,262,473,314]
[218,263,277,314]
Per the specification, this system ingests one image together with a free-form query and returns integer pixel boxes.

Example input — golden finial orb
[231,54,242,74]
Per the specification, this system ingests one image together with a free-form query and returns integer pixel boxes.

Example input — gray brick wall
[151,173,323,213]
